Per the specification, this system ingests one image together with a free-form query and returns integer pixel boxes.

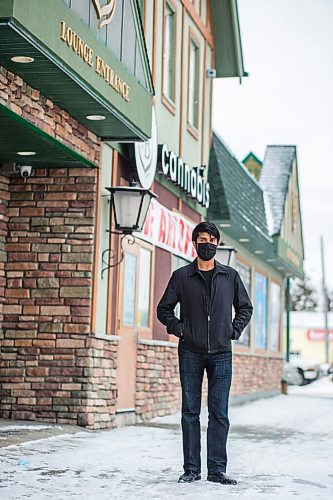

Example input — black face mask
[196,242,217,261]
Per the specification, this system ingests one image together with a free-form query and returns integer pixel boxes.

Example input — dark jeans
[178,343,232,474]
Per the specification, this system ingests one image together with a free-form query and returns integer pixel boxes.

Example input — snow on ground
[288,374,333,396]
[0,376,332,500]
[0,425,63,432]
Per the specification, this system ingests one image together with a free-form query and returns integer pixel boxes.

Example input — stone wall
[231,353,283,396]
[136,340,181,422]
[135,339,210,422]
[135,343,283,423]
[0,66,113,427]
[79,337,119,430]
[0,167,120,427]
[0,162,98,424]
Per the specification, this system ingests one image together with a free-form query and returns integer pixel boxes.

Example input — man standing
[157,221,253,485]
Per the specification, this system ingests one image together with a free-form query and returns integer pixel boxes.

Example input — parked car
[283,362,304,386]
[283,355,321,386]
[320,363,332,376]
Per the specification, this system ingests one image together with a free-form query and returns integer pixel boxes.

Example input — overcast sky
[212,0,333,296]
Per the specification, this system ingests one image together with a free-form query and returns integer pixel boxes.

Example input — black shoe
[178,471,201,483]
[207,472,237,485]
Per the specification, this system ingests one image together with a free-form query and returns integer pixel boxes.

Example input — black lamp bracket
[101,232,136,278]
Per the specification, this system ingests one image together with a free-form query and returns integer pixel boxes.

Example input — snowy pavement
[1,376,333,500]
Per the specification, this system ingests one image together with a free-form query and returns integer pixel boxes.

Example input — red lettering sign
[135,199,197,261]
[307,329,333,341]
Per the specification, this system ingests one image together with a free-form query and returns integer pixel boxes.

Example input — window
[172,255,189,319]
[254,271,268,349]
[163,1,176,104]
[269,282,281,351]
[122,253,137,326]
[121,0,136,74]
[235,261,251,347]
[137,248,152,327]
[188,36,199,130]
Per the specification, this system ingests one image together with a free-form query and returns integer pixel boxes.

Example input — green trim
[0,103,97,168]
[274,236,304,277]
[9,17,150,140]
[210,0,247,79]
[107,141,128,158]
[242,151,262,166]
[132,0,154,95]
[0,0,13,17]
[164,0,176,102]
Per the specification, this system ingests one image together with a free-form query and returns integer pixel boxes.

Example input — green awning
[0,0,153,141]
[210,0,248,79]
[0,103,96,168]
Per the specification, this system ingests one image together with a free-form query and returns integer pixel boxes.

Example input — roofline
[262,145,296,235]
[293,149,305,260]
[213,130,263,191]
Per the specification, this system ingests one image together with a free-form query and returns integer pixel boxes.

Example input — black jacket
[157,259,253,353]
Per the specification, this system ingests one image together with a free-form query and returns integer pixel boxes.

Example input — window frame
[162,0,177,115]
[187,28,201,139]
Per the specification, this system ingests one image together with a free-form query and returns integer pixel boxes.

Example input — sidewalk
[1,376,332,499]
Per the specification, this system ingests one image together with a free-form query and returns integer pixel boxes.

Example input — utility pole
[320,236,330,364]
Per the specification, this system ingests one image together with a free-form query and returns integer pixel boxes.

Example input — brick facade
[136,340,181,422]
[0,67,110,427]
[135,342,282,424]
[231,353,283,396]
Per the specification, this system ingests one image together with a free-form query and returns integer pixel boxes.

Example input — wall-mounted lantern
[101,183,157,277]
[216,245,237,267]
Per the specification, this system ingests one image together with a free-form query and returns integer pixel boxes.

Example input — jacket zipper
[208,274,216,353]
[199,270,217,354]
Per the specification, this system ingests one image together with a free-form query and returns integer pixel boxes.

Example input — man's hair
[192,221,220,243]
